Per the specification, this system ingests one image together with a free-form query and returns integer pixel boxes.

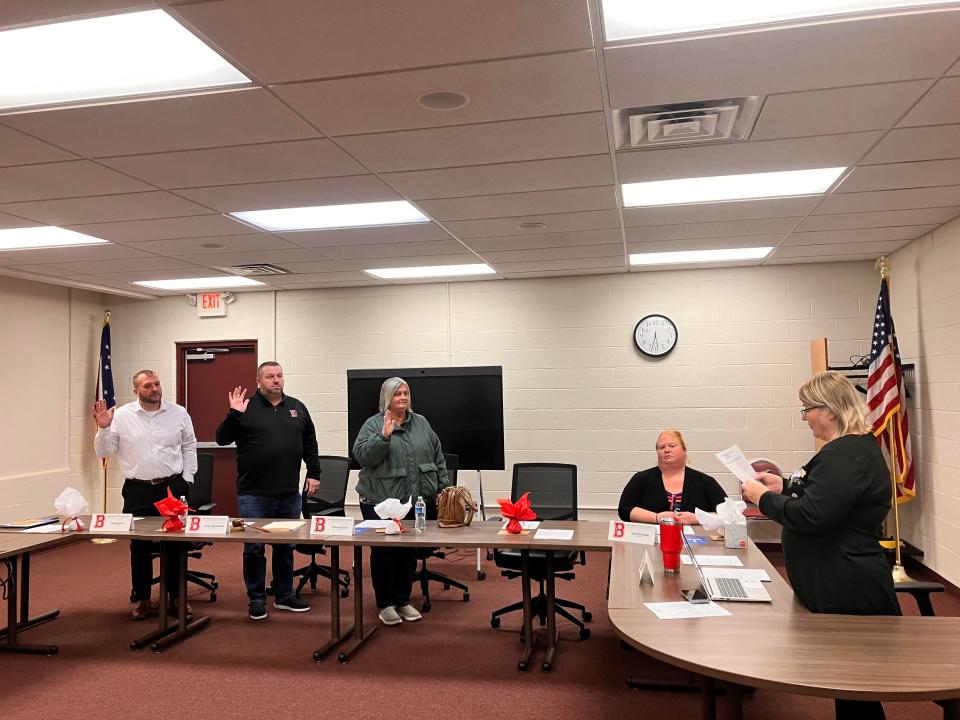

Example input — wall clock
[633,314,678,357]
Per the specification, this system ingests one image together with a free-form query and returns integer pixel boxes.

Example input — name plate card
[90,513,133,532]
[608,520,657,545]
[310,516,355,536]
[185,515,230,535]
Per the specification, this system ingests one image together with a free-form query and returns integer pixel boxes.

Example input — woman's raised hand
[382,411,395,437]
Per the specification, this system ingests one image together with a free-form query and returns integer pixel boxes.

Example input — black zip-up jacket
[215,391,321,495]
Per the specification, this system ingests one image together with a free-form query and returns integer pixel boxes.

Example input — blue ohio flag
[98,313,116,409]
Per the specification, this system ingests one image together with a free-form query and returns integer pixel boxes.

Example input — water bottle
[180,495,189,525]
[414,495,426,533]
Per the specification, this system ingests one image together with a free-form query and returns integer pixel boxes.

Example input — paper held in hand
[608,520,657,545]
[715,445,756,484]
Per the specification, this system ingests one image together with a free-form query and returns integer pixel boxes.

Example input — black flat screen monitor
[346,366,504,471]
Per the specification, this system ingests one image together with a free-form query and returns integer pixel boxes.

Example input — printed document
[715,445,756,484]
[644,601,733,620]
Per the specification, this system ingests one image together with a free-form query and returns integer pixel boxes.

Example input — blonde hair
[656,429,687,451]
[799,371,869,437]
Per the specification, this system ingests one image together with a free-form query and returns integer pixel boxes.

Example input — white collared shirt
[94,400,198,483]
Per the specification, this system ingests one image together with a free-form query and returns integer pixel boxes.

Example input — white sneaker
[379,606,402,626]
[396,604,422,622]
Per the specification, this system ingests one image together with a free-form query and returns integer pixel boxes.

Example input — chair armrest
[314,507,345,517]
[198,502,216,515]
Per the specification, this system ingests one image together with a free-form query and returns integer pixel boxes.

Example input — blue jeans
[236,492,302,604]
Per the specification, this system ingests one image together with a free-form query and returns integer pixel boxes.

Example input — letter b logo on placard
[313,517,325,533]
[613,522,624,538]
[189,516,201,531]
[94,514,105,528]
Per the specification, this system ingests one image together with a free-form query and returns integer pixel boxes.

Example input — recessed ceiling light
[231,200,430,232]
[364,264,497,280]
[0,10,249,112]
[622,167,846,207]
[629,247,773,266]
[417,90,470,111]
[0,226,109,251]
[601,0,957,41]
[515,222,548,230]
[131,276,266,290]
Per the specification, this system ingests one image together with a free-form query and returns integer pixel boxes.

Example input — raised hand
[92,399,114,429]
[382,411,395,438]
[228,386,249,413]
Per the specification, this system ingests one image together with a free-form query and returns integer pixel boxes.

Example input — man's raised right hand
[92,399,114,429]
[229,386,249,413]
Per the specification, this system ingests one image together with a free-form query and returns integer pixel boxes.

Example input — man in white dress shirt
[93,369,198,620]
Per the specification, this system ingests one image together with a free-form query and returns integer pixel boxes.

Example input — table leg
[701,676,717,720]
[724,683,743,720]
[130,542,209,652]
[938,699,959,720]
[336,545,376,663]
[313,545,356,661]
[0,555,58,655]
[518,549,537,672]
[542,550,558,672]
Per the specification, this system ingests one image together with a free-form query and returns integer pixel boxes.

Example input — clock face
[633,314,678,357]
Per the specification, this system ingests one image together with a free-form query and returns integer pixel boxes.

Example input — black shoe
[274,596,310,613]
[248,601,268,620]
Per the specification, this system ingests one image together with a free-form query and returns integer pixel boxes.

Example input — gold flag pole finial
[875,256,890,280]
[104,309,111,324]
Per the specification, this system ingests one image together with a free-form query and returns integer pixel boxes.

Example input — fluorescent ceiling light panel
[131,276,265,290]
[365,264,496,280]
[0,10,249,111]
[231,201,430,231]
[622,167,845,207]
[630,247,773,266]
[0,226,109,251]
[602,0,957,41]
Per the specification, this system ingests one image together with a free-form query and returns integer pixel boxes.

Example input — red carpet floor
[0,540,954,719]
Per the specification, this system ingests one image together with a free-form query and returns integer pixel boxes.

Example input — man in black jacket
[216,361,321,620]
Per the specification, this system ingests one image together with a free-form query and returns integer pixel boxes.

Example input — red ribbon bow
[497,492,536,534]
[154,488,191,532]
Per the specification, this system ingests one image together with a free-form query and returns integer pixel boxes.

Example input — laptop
[684,534,771,603]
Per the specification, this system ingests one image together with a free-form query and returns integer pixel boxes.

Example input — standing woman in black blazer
[618,429,727,525]
[742,371,899,720]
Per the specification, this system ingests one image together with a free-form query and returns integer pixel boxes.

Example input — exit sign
[196,292,227,317]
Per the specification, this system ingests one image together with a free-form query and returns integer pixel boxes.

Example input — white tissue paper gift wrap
[695,499,748,548]
[374,497,412,535]
[55,487,88,530]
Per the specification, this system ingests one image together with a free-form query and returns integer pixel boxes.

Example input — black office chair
[141,452,219,602]
[292,456,352,599]
[489,463,591,639]
[414,453,470,611]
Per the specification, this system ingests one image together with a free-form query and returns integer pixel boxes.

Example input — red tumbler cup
[659,517,682,573]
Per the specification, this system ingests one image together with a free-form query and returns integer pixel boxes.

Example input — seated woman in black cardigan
[618,430,727,525]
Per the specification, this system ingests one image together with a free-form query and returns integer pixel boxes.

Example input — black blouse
[617,466,727,522]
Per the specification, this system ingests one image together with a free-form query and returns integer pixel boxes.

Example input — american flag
[97,313,115,409]
[866,277,914,503]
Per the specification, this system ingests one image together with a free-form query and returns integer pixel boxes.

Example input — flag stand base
[892,562,914,584]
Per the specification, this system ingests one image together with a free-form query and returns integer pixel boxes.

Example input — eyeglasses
[800,405,825,417]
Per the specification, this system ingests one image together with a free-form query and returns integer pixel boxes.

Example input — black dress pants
[359,501,436,609]
[121,476,189,602]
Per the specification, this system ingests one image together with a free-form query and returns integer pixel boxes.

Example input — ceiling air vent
[215,264,290,276]
[613,97,762,150]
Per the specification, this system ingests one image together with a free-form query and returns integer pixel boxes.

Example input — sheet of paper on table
[533,528,574,540]
[356,519,393,529]
[644,601,733,619]
[21,524,65,534]
[261,520,306,531]
[681,554,744,567]
[701,567,771,582]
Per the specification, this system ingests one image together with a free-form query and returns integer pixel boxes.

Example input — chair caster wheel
[338,653,348,663]
[313,651,322,661]
[490,617,500,628]
[210,593,217,602]
[582,611,593,622]
[462,592,470,602]
[518,661,527,672]
[542,662,552,672]
[423,602,432,613]
[443,583,450,590]
[477,571,486,580]
[579,627,591,640]
[340,587,349,598]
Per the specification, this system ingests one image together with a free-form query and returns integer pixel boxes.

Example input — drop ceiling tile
[623,197,819,226]
[105,267,236,282]
[128,234,301,256]
[751,81,931,140]
[617,132,881,183]
[333,254,480,272]
[950,58,960,76]
[480,243,623,263]
[177,175,398,213]
[491,257,625,273]
[281,223,451,248]
[172,248,328,268]
[382,155,613,200]
[898,77,960,127]
[418,186,616,221]
[260,271,382,286]
[0,124,77,167]
[0,212,40,229]
[100,140,366,189]
[816,186,960,214]
[862,125,960,164]
[763,253,879,265]
[65,215,246,243]
[1,89,319,157]
[626,218,796,242]
[0,191,210,225]
[837,159,960,193]
[770,240,909,258]
[0,161,152,203]
[503,267,620,279]
[0,243,157,266]
[626,237,779,254]
[336,112,609,172]
[318,240,467,261]
[17,256,200,276]
[0,1,153,29]
[175,0,592,82]
[275,50,601,136]
[444,209,621,238]
[604,11,960,109]
[784,225,934,246]
[465,228,624,253]
[796,207,960,231]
